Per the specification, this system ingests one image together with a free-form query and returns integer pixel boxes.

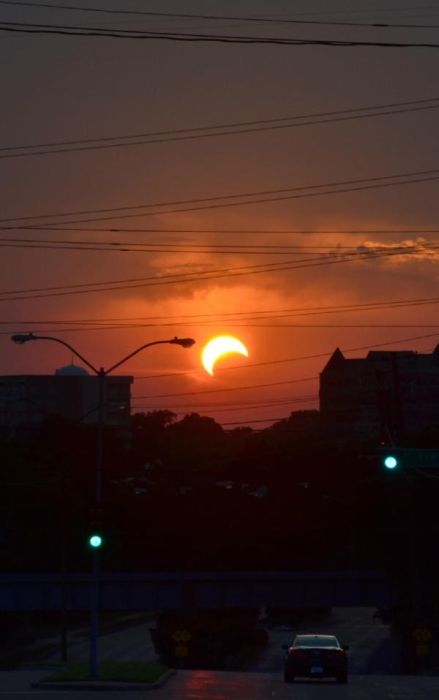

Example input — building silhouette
[0,363,132,432]
[319,346,439,443]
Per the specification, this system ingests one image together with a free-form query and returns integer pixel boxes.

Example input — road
[158,671,439,699]
[6,608,435,699]
[40,606,399,674]
[245,606,401,674]
[3,669,439,699]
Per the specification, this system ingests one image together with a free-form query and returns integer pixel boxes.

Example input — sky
[1,0,439,427]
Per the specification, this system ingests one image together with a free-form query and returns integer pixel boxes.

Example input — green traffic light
[383,455,398,470]
[89,534,103,548]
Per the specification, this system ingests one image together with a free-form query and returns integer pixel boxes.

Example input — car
[283,633,348,683]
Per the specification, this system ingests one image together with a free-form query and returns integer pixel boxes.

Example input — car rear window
[293,636,339,647]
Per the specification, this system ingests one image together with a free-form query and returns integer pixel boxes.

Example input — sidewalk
[2,613,157,671]
[20,618,174,692]
[38,618,159,666]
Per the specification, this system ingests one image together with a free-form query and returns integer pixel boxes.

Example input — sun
[201,335,249,376]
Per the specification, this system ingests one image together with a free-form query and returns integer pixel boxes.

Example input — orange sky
[1,1,439,427]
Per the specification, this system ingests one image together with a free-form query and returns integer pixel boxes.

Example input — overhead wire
[0,236,407,250]
[3,323,439,337]
[0,244,437,303]
[3,21,439,47]
[220,416,300,426]
[131,396,313,412]
[2,225,439,238]
[2,9,437,424]
[131,396,317,415]
[0,241,348,255]
[134,377,321,401]
[1,96,437,152]
[5,294,439,333]
[1,98,438,159]
[129,332,439,401]
[1,167,439,227]
[0,238,435,257]
[287,5,439,18]
[2,1,439,30]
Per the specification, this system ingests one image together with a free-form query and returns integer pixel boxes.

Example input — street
[37,606,402,673]
[39,606,399,673]
[155,671,439,699]
[245,606,401,674]
[3,607,436,698]
[3,669,439,699]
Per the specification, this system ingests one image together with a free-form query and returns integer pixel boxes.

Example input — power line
[0,236,405,250]
[7,330,438,404]
[222,332,439,372]
[288,5,439,18]
[1,167,438,227]
[131,332,439,400]
[133,396,318,418]
[0,238,396,255]
[1,96,437,153]
[131,396,310,412]
[3,21,439,47]
[0,241,342,256]
[4,293,439,328]
[0,245,436,303]
[3,323,439,337]
[131,396,317,415]
[135,377,319,401]
[4,245,439,302]
[2,226,439,237]
[0,249,368,294]
[2,1,439,30]
[0,238,435,257]
[1,99,438,159]
[220,416,309,426]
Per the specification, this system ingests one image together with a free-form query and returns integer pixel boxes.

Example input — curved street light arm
[10,330,194,680]
[104,337,194,375]
[12,334,99,374]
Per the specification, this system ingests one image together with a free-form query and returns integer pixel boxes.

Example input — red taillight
[328,649,344,657]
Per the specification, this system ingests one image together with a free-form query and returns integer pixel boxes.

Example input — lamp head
[171,337,196,348]
[11,333,36,345]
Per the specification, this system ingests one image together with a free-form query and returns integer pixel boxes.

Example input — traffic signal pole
[90,369,105,679]
[10,333,196,680]
[95,370,105,505]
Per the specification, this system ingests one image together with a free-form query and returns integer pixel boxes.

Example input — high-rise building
[0,364,132,432]
[319,346,439,443]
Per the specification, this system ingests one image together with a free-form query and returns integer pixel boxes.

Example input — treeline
[0,409,438,587]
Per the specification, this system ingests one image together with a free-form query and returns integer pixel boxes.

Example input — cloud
[355,237,439,264]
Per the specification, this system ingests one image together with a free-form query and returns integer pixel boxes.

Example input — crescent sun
[201,335,249,376]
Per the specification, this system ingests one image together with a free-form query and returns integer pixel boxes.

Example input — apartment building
[319,346,439,442]
[0,363,132,431]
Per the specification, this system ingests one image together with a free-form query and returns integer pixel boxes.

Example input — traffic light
[377,447,439,471]
[383,454,399,470]
[378,447,402,470]
[88,533,103,549]
[88,507,104,548]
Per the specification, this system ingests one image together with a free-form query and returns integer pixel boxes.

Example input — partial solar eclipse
[201,335,249,376]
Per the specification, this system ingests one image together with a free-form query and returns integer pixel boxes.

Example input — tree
[163,413,227,474]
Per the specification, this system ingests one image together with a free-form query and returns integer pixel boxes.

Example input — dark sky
[1,0,439,427]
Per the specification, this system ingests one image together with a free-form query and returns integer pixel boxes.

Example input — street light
[11,332,195,677]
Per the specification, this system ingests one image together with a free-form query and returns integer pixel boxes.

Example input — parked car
[283,633,348,683]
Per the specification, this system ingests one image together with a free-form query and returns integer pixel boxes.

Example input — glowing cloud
[201,335,249,376]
